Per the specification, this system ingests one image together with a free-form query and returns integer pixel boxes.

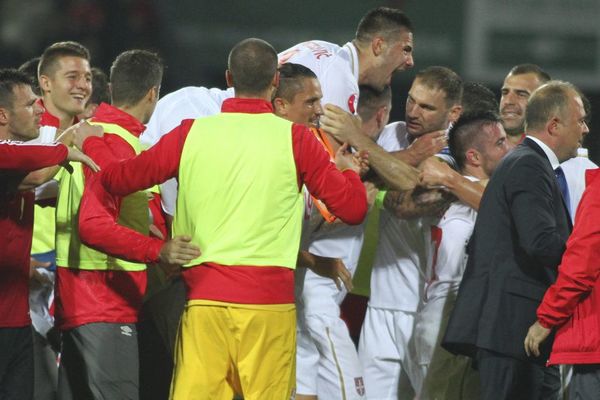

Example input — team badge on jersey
[348,93,358,114]
[354,376,365,396]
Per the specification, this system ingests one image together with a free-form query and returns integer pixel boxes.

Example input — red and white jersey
[369,121,432,312]
[279,41,359,114]
[140,86,234,216]
[423,178,479,303]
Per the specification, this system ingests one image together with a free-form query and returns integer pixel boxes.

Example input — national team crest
[354,377,365,396]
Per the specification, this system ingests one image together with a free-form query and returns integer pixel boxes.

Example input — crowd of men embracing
[2,6,600,400]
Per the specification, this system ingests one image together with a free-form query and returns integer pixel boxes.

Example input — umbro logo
[120,326,133,337]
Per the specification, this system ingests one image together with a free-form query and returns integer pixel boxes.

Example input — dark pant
[138,318,172,400]
[32,329,59,400]
[570,364,600,400]
[0,326,34,400]
[57,322,139,400]
[142,277,186,357]
[477,348,560,400]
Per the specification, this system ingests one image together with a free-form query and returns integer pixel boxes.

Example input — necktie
[555,166,571,216]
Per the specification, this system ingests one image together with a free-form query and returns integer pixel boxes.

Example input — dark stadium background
[1,0,597,161]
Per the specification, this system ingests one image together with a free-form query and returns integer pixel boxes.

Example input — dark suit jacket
[442,137,572,364]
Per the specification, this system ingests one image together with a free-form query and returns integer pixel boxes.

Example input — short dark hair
[274,63,318,102]
[110,50,163,106]
[449,111,502,171]
[18,57,41,96]
[88,67,111,106]
[508,64,551,84]
[525,80,581,132]
[355,7,413,44]
[228,38,278,94]
[461,82,499,118]
[0,69,33,110]
[38,41,90,78]
[415,66,463,107]
[358,84,392,123]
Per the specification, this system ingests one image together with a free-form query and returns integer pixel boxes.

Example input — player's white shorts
[409,292,479,399]
[296,309,365,398]
[358,306,417,400]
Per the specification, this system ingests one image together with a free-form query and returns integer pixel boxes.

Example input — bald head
[525,81,581,132]
[227,38,278,95]
[526,80,589,162]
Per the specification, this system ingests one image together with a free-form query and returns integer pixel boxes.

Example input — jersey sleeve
[94,119,193,197]
[0,141,68,171]
[320,64,359,114]
[292,124,367,224]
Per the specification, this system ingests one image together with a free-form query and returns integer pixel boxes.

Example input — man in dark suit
[442,80,589,399]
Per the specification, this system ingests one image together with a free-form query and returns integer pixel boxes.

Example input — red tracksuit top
[54,103,148,330]
[537,168,600,365]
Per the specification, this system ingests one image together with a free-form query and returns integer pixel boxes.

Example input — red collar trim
[38,99,60,128]
[91,103,146,138]
[38,99,79,128]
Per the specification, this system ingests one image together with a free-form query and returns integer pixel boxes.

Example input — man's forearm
[348,133,419,191]
[384,188,452,219]
[441,173,485,210]
[391,149,421,168]
[18,165,61,191]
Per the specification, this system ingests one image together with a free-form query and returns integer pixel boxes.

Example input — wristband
[375,190,387,209]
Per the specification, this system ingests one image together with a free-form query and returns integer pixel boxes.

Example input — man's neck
[234,89,273,102]
[116,104,145,125]
[462,165,487,180]
[353,41,369,86]
[42,97,75,130]
[507,132,525,146]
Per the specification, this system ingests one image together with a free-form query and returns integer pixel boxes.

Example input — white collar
[526,135,561,170]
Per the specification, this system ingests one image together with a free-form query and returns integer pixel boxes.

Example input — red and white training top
[0,141,67,171]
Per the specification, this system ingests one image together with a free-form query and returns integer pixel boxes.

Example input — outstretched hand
[419,156,454,188]
[159,235,202,265]
[310,254,353,292]
[67,120,104,151]
[408,130,447,164]
[320,104,362,144]
[299,250,353,292]
[65,147,101,172]
[335,143,369,176]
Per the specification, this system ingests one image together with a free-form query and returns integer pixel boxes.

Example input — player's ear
[225,70,234,88]
[372,36,385,57]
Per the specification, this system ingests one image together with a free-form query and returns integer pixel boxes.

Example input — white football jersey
[140,86,234,216]
[560,154,597,222]
[423,180,478,303]
[368,121,432,312]
[279,41,359,114]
